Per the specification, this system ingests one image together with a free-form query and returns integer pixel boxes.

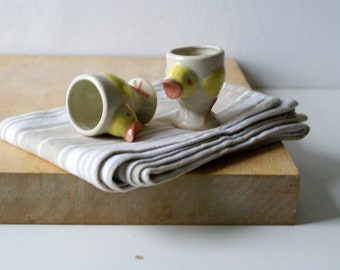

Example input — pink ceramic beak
[161,78,183,99]
[123,121,143,142]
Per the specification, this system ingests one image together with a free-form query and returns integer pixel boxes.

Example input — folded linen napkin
[0,82,309,192]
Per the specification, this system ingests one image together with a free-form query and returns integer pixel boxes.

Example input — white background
[1,1,340,269]
[0,0,339,88]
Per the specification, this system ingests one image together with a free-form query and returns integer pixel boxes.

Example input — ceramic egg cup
[66,73,157,142]
[162,46,225,130]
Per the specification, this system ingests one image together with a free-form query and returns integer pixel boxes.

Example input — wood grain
[0,56,299,224]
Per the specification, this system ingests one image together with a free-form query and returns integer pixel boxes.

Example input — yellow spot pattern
[166,65,198,98]
[103,73,132,99]
[202,67,225,97]
[108,104,137,138]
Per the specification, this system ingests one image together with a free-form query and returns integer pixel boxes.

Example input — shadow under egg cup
[162,46,225,130]
[66,73,157,142]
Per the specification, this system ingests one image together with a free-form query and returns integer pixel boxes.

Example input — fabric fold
[0,82,309,192]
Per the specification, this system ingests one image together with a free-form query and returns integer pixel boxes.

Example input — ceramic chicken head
[67,73,157,142]
[162,46,225,130]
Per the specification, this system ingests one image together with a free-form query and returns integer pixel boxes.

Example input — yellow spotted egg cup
[162,46,225,130]
[66,73,157,142]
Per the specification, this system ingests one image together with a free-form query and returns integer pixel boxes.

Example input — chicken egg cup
[66,73,157,142]
[162,46,225,130]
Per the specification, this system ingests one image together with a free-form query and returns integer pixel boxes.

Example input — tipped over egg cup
[66,73,157,142]
[162,46,225,130]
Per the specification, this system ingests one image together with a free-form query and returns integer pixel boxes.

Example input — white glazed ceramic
[162,45,225,130]
[66,73,157,142]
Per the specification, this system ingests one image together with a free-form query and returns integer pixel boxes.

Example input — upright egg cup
[162,46,225,130]
[66,73,157,142]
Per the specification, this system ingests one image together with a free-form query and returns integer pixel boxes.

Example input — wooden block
[0,56,299,225]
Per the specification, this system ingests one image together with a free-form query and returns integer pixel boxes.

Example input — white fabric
[0,82,309,192]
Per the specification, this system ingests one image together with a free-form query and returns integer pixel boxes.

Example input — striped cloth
[0,82,309,192]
